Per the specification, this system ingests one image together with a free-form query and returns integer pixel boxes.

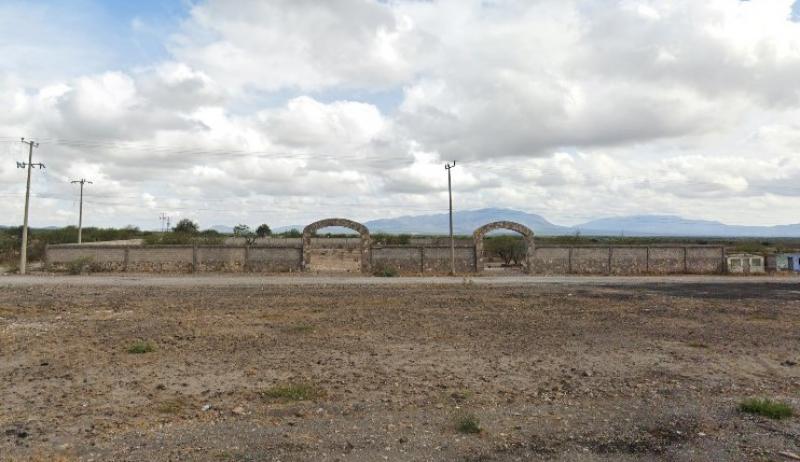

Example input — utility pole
[17,138,45,275]
[445,160,457,275]
[159,212,171,232]
[70,179,92,244]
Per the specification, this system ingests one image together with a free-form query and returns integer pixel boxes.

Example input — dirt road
[2,273,798,287]
[1,277,798,461]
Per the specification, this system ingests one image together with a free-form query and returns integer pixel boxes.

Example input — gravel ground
[1,278,799,461]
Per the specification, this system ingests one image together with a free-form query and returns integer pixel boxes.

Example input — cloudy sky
[2,0,800,230]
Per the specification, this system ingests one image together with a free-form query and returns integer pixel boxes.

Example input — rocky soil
[1,280,799,461]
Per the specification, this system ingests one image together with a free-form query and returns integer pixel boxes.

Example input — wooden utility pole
[445,161,457,275]
[17,138,44,275]
[70,179,92,244]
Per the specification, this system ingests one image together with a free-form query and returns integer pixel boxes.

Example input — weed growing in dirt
[288,324,314,333]
[128,340,156,354]
[739,398,793,419]
[261,383,321,401]
[374,266,398,277]
[454,412,482,434]
[450,390,472,403]
[156,399,186,414]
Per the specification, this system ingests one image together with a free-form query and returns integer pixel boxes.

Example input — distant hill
[8,209,800,237]
[575,215,800,237]
[275,209,800,237]
[365,208,570,235]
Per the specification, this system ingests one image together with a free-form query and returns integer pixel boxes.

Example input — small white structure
[726,253,765,274]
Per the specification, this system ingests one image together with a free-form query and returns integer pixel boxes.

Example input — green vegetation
[156,398,186,414]
[143,230,223,246]
[484,235,527,265]
[372,233,412,245]
[127,340,156,354]
[233,224,257,246]
[454,412,482,434]
[172,219,199,235]
[739,398,793,419]
[0,225,146,265]
[374,266,399,277]
[288,324,314,333]
[256,224,272,238]
[275,229,301,238]
[261,382,322,401]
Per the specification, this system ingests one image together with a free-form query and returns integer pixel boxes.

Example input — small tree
[256,224,272,238]
[485,235,526,266]
[173,219,199,235]
[233,224,257,246]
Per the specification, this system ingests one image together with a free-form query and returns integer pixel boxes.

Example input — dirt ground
[1,277,799,461]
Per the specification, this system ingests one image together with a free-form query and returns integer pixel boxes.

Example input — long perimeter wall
[45,243,725,275]
[44,217,727,275]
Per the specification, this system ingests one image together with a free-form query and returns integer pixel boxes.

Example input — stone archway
[302,218,371,273]
[473,221,535,274]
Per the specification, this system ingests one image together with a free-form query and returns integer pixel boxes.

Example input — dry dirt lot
[1,278,799,461]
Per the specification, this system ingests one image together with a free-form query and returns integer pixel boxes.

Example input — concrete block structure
[726,253,765,274]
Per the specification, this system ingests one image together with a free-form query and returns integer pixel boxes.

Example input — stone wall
[46,243,725,275]
[529,245,725,275]
[246,247,302,272]
[126,247,194,273]
[370,246,476,274]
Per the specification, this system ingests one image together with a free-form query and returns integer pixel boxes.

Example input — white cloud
[2,0,800,229]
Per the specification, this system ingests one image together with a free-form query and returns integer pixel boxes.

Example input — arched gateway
[473,221,535,274]
[302,218,371,273]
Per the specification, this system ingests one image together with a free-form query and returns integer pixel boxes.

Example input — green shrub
[173,219,199,234]
[454,412,482,434]
[739,398,793,419]
[261,383,322,401]
[143,232,223,246]
[484,235,526,265]
[156,398,186,414]
[66,256,94,275]
[374,266,399,277]
[128,340,156,354]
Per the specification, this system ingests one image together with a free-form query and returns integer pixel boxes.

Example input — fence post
[243,246,249,273]
[192,245,197,274]
[568,247,573,273]
[420,247,424,274]
[607,247,613,275]
[645,247,650,274]
[123,248,129,272]
[684,247,688,274]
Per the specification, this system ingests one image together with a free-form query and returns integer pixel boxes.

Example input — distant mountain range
[12,209,800,237]
[270,208,800,237]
